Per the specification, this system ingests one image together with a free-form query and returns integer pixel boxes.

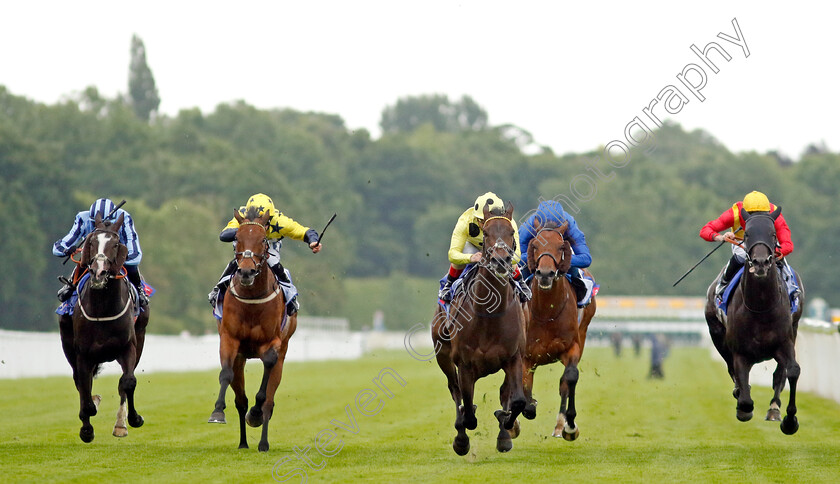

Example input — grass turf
[1,346,839,483]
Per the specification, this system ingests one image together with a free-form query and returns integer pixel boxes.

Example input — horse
[431,202,527,455]
[514,220,596,440]
[704,206,803,434]
[58,212,148,442]
[208,207,297,452]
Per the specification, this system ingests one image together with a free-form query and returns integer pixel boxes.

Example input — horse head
[740,205,782,279]
[527,219,572,290]
[82,212,127,289]
[481,202,516,279]
[233,208,271,287]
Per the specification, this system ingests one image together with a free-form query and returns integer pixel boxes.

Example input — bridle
[532,226,567,281]
[482,215,516,278]
[234,221,269,276]
[743,213,778,270]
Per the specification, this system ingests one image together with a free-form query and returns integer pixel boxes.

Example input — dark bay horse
[59,212,148,442]
[514,220,596,440]
[431,203,527,455]
[208,208,297,452]
[704,206,803,434]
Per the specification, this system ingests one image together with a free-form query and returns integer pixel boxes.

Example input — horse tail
[92,363,103,378]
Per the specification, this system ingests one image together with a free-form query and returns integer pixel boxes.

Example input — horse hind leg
[521,364,538,420]
[732,357,754,422]
[765,363,785,421]
[252,346,286,452]
[230,356,249,449]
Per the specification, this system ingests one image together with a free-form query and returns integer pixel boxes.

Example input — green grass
[2,347,839,483]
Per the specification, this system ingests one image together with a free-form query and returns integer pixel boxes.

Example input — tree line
[1,86,837,333]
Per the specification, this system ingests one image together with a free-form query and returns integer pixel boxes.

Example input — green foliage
[1,85,839,332]
[128,34,161,122]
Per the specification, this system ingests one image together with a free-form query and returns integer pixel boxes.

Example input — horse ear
[259,210,271,226]
[505,201,514,219]
[81,235,92,266]
[558,221,569,235]
[114,244,128,271]
[234,209,244,223]
[739,206,750,223]
[95,211,103,226]
[482,204,492,221]
[112,212,125,232]
[532,215,542,232]
[771,205,782,220]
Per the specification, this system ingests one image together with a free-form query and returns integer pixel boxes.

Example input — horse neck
[740,264,783,312]
[471,264,512,316]
[81,277,128,317]
[232,265,275,297]
[531,277,572,321]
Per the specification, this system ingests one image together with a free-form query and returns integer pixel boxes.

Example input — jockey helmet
[89,198,116,220]
[743,191,771,212]
[472,192,505,219]
[246,193,276,216]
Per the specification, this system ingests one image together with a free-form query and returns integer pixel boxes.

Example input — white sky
[2,1,837,158]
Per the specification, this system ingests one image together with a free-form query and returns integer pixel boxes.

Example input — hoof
[781,415,799,435]
[129,414,144,428]
[259,441,270,452]
[496,430,512,453]
[562,424,580,441]
[80,427,94,443]
[736,410,753,422]
[246,410,263,428]
[509,419,520,439]
[113,426,128,438]
[765,408,782,422]
[453,435,470,456]
[522,403,537,420]
[208,411,226,424]
[238,443,249,450]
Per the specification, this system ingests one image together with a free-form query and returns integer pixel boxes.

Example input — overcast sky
[3,1,837,158]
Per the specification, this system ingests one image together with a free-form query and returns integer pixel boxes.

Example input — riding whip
[672,241,724,287]
[63,199,127,265]
[318,213,337,244]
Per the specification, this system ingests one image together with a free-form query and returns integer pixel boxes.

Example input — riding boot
[208,259,238,306]
[513,274,532,302]
[270,262,291,284]
[126,265,149,306]
[439,276,456,302]
[569,274,588,306]
[57,266,80,302]
[715,255,742,298]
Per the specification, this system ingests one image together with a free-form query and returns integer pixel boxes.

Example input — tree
[379,94,488,134]
[128,34,160,122]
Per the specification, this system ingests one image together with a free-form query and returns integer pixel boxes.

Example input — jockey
[700,190,795,298]
[518,200,594,307]
[208,193,322,316]
[438,191,530,303]
[53,198,148,305]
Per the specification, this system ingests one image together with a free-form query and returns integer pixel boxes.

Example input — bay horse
[208,208,297,452]
[58,212,148,442]
[515,220,596,440]
[431,202,527,455]
[704,206,803,434]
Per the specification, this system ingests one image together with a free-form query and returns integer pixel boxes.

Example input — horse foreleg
[732,355,754,422]
[208,336,239,424]
[766,363,786,421]
[555,350,581,441]
[75,357,97,443]
[521,362,538,420]
[780,347,800,435]
[231,355,248,449]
